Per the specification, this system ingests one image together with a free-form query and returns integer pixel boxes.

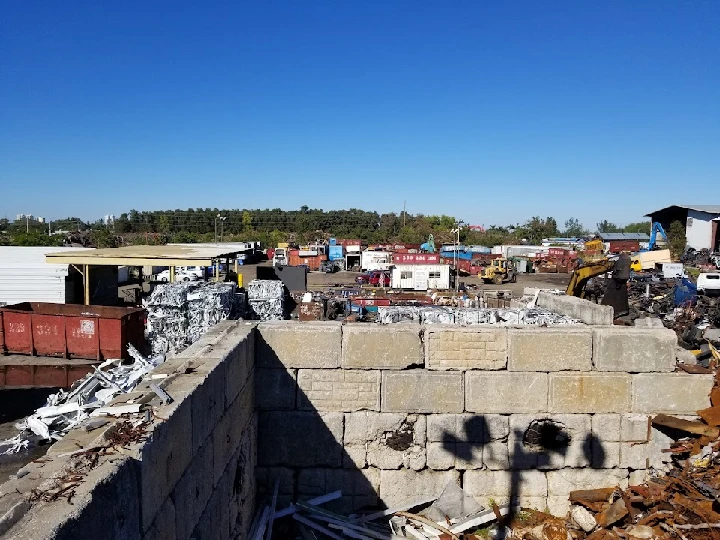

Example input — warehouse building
[646,204,720,251]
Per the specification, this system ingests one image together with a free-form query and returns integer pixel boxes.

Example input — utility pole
[403,201,406,227]
[26,215,29,233]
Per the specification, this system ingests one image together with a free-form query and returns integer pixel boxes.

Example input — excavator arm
[566,260,616,298]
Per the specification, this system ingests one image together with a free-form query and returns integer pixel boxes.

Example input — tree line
[0,209,652,248]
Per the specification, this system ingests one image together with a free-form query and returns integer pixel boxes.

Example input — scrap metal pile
[10,345,163,443]
[251,480,517,540]
[145,281,242,355]
[248,279,285,321]
[376,306,580,326]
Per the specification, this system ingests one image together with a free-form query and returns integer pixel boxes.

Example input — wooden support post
[170,266,176,283]
[84,264,90,305]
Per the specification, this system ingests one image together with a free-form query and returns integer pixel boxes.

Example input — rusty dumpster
[0,303,146,361]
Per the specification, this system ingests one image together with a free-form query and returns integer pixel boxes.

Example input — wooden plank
[352,495,438,523]
[265,479,279,540]
[292,514,345,540]
[651,413,720,438]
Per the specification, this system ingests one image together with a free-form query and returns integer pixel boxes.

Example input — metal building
[390,264,451,290]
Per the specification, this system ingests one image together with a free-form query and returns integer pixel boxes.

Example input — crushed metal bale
[375,306,581,325]
[247,279,285,321]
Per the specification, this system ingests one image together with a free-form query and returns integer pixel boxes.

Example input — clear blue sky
[1,1,718,230]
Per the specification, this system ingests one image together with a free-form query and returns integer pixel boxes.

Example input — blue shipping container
[328,245,344,261]
[329,238,337,246]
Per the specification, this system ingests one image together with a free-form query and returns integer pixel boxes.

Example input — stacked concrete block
[253,322,712,516]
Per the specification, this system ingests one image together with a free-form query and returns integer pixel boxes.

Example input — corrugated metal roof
[0,247,92,305]
[596,233,650,241]
[645,204,720,216]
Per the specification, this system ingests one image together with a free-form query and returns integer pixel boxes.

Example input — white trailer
[361,250,392,271]
[391,264,451,290]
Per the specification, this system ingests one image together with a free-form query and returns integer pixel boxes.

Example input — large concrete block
[632,373,713,414]
[593,328,677,372]
[256,321,341,368]
[508,328,592,372]
[222,324,255,407]
[425,326,508,370]
[8,455,141,540]
[619,442,649,469]
[173,438,215,540]
[549,373,631,413]
[620,414,650,442]
[191,463,232,540]
[212,379,254,487]
[226,421,257,538]
[426,441,483,470]
[592,414,621,442]
[142,496,176,540]
[379,469,460,508]
[382,371,463,413]
[536,292,613,325]
[137,391,194,533]
[464,470,547,507]
[256,467,295,510]
[298,369,381,411]
[257,411,344,467]
[344,412,425,470]
[546,469,628,496]
[466,372,548,413]
[426,414,497,443]
[342,325,422,369]
[255,368,296,410]
[507,414,592,470]
[298,468,380,514]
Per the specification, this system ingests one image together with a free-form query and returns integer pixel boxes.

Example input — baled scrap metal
[247,279,285,321]
[145,281,241,355]
[377,306,579,326]
[419,306,455,325]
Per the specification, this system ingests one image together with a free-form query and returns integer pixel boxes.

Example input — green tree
[241,211,253,231]
[90,228,118,248]
[596,220,621,233]
[563,217,587,238]
[668,220,687,260]
[11,231,64,247]
[623,222,651,234]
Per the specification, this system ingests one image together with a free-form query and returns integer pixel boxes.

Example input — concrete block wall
[256,321,712,515]
[0,321,257,540]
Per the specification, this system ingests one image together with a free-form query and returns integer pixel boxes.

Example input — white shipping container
[391,264,451,290]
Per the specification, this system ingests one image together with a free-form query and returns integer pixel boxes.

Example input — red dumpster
[0,303,146,361]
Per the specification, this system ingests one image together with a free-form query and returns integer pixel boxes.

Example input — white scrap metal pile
[145,281,242,356]
[376,306,580,325]
[251,480,514,539]
[247,279,285,321]
[12,345,163,444]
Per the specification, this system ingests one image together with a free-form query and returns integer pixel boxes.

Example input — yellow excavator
[566,253,630,317]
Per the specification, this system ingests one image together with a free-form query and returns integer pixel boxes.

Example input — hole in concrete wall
[384,419,415,451]
[523,419,571,452]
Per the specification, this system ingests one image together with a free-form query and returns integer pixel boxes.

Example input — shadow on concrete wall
[255,334,608,537]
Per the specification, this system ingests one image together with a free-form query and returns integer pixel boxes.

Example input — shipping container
[607,240,640,254]
[335,239,362,248]
[288,250,327,271]
[391,264,451,290]
[328,245,344,261]
[0,302,146,361]
[391,253,440,264]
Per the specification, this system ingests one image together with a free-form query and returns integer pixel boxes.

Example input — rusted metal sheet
[298,301,324,321]
[608,240,640,254]
[0,303,146,361]
[288,250,327,271]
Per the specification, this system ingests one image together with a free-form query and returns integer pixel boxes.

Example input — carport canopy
[45,245,245,304]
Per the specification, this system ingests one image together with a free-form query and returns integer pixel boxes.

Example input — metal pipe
[83,264,90,305]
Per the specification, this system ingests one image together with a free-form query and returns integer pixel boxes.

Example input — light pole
[214,214,226,243]
[220,216,226,242]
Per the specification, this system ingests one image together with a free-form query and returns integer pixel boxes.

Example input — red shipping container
[608,240,640,254]
[288,250,327,271]
[548,248,568,257]
[391,253,441,264]
[0,303,146,361]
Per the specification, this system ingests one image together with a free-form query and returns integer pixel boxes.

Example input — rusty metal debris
[28,419,148,504]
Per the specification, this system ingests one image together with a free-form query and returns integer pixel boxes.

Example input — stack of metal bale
[247,279,285,321]
[145,281,240,355]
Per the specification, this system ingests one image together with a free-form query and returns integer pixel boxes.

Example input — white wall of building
[686,210,715,250]
[391,264,451,290]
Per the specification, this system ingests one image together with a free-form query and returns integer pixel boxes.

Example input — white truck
[697,273,720,296]
[273,248,288,266]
